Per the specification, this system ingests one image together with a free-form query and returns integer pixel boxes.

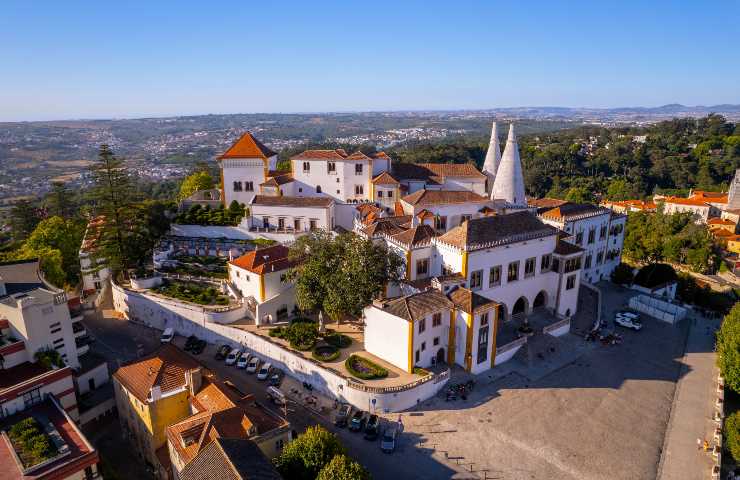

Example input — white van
[257,362,272,380]
[266,386,286,406]
[160,328,174,344]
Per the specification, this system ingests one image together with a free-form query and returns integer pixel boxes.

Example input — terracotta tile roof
[447,287,498,314]
[371,151,391,159]
[437,211,557,251]
[362,216,411,238]
[401,190,488,206]
[80,215,106,254]
[690,191,728,203]
[345,151,371,160]
[708,217,736,225]
[113,344,200,403]
[554,240,584,256]
[371,171,400,185]
[539,202,608,220]
[218,132,277,160]
[416,209,435,219]
[230,245,297,275]
[602,199,657,211]
[392,163,486,181]
[663,196,712,207]
[529,198,567,209]
[290,149,348,160]
[389,224,436,248]
[250,195,333,208]
[259,173,293,187]
[379,289,453,322]
[180,438,281,480]
[713,229,734,238]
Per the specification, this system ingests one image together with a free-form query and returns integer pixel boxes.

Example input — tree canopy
[273,426,346,480]
[177,171,214,201]
[717,303,740,392]
[316,454,371,480]
[288,231,404,321]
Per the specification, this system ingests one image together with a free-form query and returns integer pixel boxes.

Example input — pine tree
[88,145,143,276]
[46,182,76,219]
[9,199,40,242]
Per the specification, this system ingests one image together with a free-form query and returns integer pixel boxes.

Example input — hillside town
[3,115,740,480]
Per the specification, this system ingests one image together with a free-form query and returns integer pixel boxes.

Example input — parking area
[85,282,702,480]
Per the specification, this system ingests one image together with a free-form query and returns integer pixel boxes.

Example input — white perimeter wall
[113,283,447,412]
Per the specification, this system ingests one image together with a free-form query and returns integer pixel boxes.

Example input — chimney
[186,367,203,396]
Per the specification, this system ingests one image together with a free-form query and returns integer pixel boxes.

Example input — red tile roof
[230,245,297,275]
[218,132,276,160]
[251,195,333,208]
[389,224,436,248]
[290,149,348,160]
[401,190,488,206]
[392,162,486,181]
[113,344,200,403]
[371,171,400,185]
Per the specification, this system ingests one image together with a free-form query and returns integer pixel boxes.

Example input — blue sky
[1,0,738,121]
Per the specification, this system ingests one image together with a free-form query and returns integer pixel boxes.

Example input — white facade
[248,197,335,233]
[220,158,270,205]
[290,153,377,202]
[80,251,111,294]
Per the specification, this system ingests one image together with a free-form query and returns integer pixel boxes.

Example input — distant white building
[79,216,111,296]
[247,195,336,234]
[217,132,281,206]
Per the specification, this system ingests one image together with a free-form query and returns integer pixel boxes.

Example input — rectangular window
[489,265,502,287]
[92,270,100,279]
[355,163,363,175]
[233,181,242,192]
[507,261,519,282]
[552,257,560,273]
[415,350,420,363]
[327,162,336,173]
[540,254,552,272]
[278,218,285,230]
[434,216,447,231]
[22,387,42,408]
[584,254,592,269]
[294,219,302,231]
[477,325,489,364]
[421,341,426,352]
[566,274,576,290]
[316,185,322,193]
[245,181,254,192]
[433,336,440,346]
[470,270,483,290]
[460,214,471,224]
[575,232,583,245]
[377,191,383,198]
[51,327,62,334]
[596,251,604,265]
[387,190,393,198]
[262,217,270,229]
[53,337,64,345]
[416,258,429,277]
[564,257,582,273]
[600,225,607,240]
[524,257,536,278]
[588,228,596,244]
[309,219,318,231]
[432,312,442,327]
[418,318,426,333]
[303,162,310,172]
[355,185,364,195]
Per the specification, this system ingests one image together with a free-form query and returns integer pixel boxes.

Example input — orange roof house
[217,132,277,160]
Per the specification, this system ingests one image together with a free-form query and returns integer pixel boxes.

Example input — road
[84,309,466,479]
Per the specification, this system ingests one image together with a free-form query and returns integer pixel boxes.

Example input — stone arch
[533,290,548,310]
[512,296,528,316]
[497,303,508,323]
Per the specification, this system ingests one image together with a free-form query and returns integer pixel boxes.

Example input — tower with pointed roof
[491,124,526,206]
[482,122,501,195]
[217,132,279,206]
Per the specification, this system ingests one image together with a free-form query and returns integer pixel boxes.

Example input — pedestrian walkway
[658,316,721,480]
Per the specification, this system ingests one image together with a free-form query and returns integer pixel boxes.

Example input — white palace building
[170,123,625,376]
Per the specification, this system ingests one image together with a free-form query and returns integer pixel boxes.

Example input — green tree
[9,200,40,241]
[317,454,371,480]
[273,426,346,480]
[1,247,66,288]
[610,263,634,285]
[564,187,593,203]
[178,171,214,201]
[88,145,144,275]
[717,303,740,392]
[288,231,403,322]
[724,411,740,462]
[22,216,85,285]
[46,182,77,219]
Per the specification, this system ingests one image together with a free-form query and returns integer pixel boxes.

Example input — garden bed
[324,333,352,349]
[345,354,388,380]
[152,279,229,306]
[8,418,58,468]
[269,321,318,351]
[312,344,340,362]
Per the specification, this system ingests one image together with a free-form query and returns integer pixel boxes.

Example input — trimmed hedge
[324,333,352,349]
[345,355,388,380]
[312,345,340,362]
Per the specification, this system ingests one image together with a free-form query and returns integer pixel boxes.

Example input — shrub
[286,322,318,350]
[268,326,285,338]
[725,411,740,463]
[312,345,340,362]
[413,367,431,376]
[345,354,388,380]
[717,303,740,392]
[324,333,352,349]
[633,263,677,288]
[8,418,58,467]
[610,262,634,285]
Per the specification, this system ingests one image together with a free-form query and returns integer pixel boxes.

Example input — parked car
[617,310,640,320]
[266,386,286,406]
[225,348,242,366]
[184,335,199,351]
[269,369,284,387]
[160,328,174,344]
[257,362,272,380]
[349,410,367,432]
[615,315,642,331]
[334,404,352,427]
[246,356,261,373]
[364,414,380,440]
[191,339,207,355]
[215,344,231,360]
[236,352,251,369]
[380,425,398,453]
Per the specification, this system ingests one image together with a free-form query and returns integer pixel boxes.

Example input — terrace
[152,279,233,307]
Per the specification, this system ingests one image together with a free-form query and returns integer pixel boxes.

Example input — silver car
[380,425,398,453]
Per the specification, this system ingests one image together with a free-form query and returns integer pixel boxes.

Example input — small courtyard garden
[268,318,353,360]
[160,254,229,279]
[8,418,59,468]
[153,279,230,306]
[345,354,388,380]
